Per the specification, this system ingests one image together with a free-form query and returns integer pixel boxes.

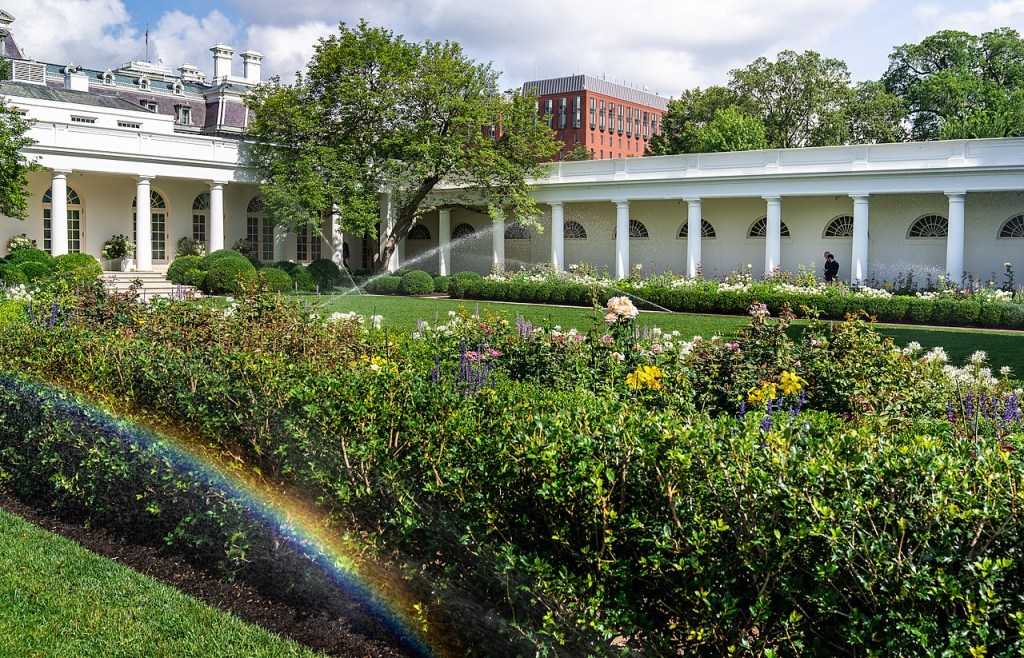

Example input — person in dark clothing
[823,251,839,284]
[342,241,350,268]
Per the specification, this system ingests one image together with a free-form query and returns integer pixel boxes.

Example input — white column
[331,204,344,267]
[763,195,782,276]
[135,176,153,271]
[491,208,505,272]
[208,181,225,252]
[550,202,564,271]
[684,197,702,278]
[50,170,70,256]
[379,193,399,272]
[438,208,451,276]
[946,191,966,284]
[273,224,288,261]
[615,200,630,279]
[850,194,870,285]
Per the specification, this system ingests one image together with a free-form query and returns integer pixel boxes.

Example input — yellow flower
[747,382,777,407]
[627,364,663,390]
[780,370,806,396]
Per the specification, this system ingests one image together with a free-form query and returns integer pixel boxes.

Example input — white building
[2,9,1023,284]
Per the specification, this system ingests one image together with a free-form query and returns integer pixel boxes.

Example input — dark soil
[0,491,414,658]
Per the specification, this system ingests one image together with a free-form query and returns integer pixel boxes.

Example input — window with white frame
[999,214,1024,238]
[748,216,791,238]
[678,219,717,239]
[907,214,948,238]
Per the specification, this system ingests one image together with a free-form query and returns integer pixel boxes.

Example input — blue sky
[9,1,1024,97]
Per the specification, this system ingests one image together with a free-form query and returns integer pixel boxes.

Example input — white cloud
[244,22,335,82]
[917,0,1024,32]
[4,0,137,66]
[150,10,239,75]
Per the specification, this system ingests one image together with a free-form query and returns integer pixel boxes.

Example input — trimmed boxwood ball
[53,253,102,286]
[399,269,434,295]
[370,275,402,295]
[0,264,27,286]
[272,260,299,275]
[259,267,292,292]
[433,275,450,293]
[290,265,316,292]
[16,261,51,282]
[182,268,206,288]
[307,258,343,290]
[166,255,203,284]
[7,247,53,268]
[199,248,252,271]
[447,270,484,298]
[200,256,257,295]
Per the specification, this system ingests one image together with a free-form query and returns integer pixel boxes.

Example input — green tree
[647,85,739,155]
[562,143,594,161]
[245,22,560,270]
[0,96,39,219]
[883,28,1024,140]
[694,106,769,153]
[729,50,853,148]
[845,80,908,144]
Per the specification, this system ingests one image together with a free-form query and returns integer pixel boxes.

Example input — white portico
[414,138,1024,285]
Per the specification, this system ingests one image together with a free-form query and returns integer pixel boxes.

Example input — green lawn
[312,293,1024,376]
[0,509,322,658]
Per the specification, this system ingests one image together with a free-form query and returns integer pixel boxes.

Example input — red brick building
[522,75,669,160]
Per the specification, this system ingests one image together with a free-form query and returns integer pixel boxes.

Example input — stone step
[99,271,200,299]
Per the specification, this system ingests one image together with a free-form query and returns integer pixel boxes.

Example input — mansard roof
[0,80,149,113]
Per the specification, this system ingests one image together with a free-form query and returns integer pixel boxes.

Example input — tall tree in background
[245,21,559,270]
[0,96,39,220]
[883,28,1024,140]
[651,51,905,156]
[729,50,853,148]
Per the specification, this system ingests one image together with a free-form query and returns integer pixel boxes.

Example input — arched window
[138,75,150,91]
[677,219,717,239]
[246,196,272,261]
[133,190,168,261]
[998,214,1024,238]
[613,219,649,239]
[102,70,115,86]
[452,223,476,240]
[908,214,948,238]
[504,222,530,240]
[823,215,854,238]
[192,192,209,246]
[42,186,83,254]
[173,81,184,95]
[748,216,791,238]
[564,220,587,239]
[407,224,431,240]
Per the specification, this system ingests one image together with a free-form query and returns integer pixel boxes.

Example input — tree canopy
[0,96,39,220]
[883,27,1024,140]
[650,50,906,155]
[245,21,559,269]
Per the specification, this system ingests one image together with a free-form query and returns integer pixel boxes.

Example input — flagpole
[145,23,149,62]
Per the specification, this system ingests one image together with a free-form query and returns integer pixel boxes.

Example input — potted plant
[102,234,136,271]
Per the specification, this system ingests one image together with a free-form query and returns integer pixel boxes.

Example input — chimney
[178,64,205,83]
[210,44,234,81]
[63,63,88,92]
[240,50,263,83]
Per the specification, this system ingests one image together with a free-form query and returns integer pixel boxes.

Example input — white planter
[120,258,134,272]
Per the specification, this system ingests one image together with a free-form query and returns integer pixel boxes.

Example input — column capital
[207,180,228,188]
[548,201,564,209]
[850,193,871,202]
[612,199,630,209]
[136,174,154,183]
[682,196,702,207]
[945,191,967,200]
[51,169,72,178]
[762,195,782,203]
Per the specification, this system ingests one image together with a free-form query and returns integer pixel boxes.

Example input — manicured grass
[0,509,322,658]
[313,293,1024,375]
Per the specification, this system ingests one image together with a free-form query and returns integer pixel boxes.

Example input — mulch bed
[0,490,413,658]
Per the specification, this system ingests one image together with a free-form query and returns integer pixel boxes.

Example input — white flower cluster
[941,364,999,389]
[855,286,893,299]
[1,284,31,302]
[718,282,751,293]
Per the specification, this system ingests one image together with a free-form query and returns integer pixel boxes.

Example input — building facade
[2,11,1022,285]
[522,75,668,161]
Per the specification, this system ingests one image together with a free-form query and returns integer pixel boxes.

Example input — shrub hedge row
[447,277,1024,328]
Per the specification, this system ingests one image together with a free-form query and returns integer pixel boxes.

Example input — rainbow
[0,373,441,658]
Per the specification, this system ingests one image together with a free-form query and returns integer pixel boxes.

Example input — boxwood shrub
[259,267,292,293]
[398,270,434,295]
[366,275,401,295]
[307,259,343,291]
[166,255,203,285]
[201,256,257,295]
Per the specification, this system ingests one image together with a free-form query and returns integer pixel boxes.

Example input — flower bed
[444,266,1024,329]
[0,284,1022,656]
